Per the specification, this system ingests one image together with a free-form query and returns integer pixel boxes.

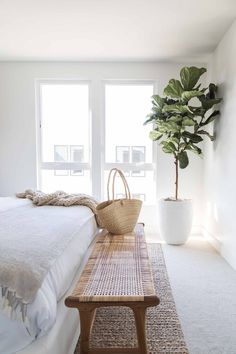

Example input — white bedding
[0,197,98,354]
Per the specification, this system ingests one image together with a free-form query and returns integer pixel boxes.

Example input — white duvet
[0,197,98,354]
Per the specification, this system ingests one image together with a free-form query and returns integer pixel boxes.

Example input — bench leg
[132,306,148,354]
[78,307,96,354]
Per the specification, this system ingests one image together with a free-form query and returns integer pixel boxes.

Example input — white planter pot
[158,199,193,245]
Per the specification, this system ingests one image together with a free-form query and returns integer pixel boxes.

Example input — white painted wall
[204,20,236,268]
[0,61,205,232]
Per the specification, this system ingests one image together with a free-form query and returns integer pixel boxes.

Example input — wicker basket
[96,168,142,234]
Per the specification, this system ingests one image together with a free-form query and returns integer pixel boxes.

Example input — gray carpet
[75,244,188,353]
[162,237,236,354]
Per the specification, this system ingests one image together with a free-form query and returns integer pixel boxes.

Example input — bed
[0,197,98,354]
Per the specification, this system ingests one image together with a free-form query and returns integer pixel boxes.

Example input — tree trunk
[174,157,179,200]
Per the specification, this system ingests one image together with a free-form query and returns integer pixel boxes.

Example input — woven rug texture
[74,244,189,354]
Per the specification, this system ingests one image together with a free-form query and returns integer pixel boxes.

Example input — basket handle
[112,169,131,201]
[107,168,131,201]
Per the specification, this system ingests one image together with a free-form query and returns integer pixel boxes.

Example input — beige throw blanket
[16,189,100,224]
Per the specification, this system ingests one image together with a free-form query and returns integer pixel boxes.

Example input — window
[36,80,157,205]
[37,82,91,194]
[104,83,156,204]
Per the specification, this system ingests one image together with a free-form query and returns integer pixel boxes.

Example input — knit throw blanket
[16,189,100,222]
[0,190,100,324]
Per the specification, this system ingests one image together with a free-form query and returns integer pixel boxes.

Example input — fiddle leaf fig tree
[145,66,222,200]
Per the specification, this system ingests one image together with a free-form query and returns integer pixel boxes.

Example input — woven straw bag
[96,168,142,234]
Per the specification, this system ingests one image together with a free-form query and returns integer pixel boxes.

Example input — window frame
[101,80,157,203]
[35,79,92,192]
[36,79,158,204]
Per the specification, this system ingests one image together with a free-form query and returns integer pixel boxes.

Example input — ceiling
[0,0,235,62]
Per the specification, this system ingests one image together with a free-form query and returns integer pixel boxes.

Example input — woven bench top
[67,224,157,303]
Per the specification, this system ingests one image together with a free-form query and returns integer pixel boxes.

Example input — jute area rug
[75,244,189,354]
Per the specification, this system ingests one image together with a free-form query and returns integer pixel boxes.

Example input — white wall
[0,61,205,232]
[204,20,236,268]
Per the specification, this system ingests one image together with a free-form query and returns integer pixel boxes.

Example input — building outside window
[70,145,84,176]
[116,146,130,163]
[54,145,69,176]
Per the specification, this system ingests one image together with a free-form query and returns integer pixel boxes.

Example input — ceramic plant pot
[158,199,193,245]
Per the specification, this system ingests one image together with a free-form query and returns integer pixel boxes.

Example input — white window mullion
[40,162,90,170]
[104,163,155,171]
[152,81,159,203]
[91,80,103,200]
[35,81,43,191]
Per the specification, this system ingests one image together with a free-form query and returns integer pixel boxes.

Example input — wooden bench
[65,223,159,354]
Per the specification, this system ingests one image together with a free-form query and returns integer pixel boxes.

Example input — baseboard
[146,224,203,237]
[221,245,236,271]
[201,226,221,252]
[201,227,236,270]
[145,224,222,254]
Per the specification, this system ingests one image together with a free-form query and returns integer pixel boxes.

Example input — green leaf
[178,151,189,169]
[163,104,189,114]
[157,120,178,133]
[201,110,220,126]
[182,117,195,126]
[163,79,184,98]
[162,147,171,154]
[168,115,183,123]
[198,130,215,141]
[199,97,222,111]
[188,106,205,117]
[162,142,176,154]
[156,122,169,134]
[168,136,179,145]
[144,114,156,125]
[152,106,162,113]
[181,90,204,102]
[167,142,176,151]
[180,67,206,90]
[161,146,169,153]
[192,144,202,154]
[182,131,203,143]
[195,83,201,90]
[152,95,164,108]
[186,143,202,155]
[165,121,180,133]
[149,130,163,141]
[206,83,218,99]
